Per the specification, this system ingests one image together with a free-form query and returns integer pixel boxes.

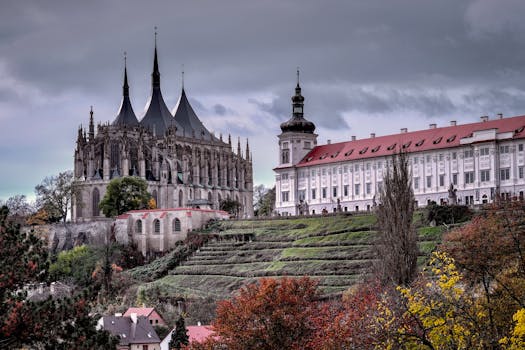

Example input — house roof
[293,115,525,168]
[124,307,155,318]
[101,315,160,345]
[187,325,215,343]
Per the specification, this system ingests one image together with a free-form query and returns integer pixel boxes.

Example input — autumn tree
[35,170,76,223]
[169,314,189,350]
[219,198,242,217]
[0,206,118,349]
[99,176,152,217]
[212,277,320,350]
[254,185,276,217]
[375,151,418,286]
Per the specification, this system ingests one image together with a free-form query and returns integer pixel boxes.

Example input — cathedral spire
[237,137,241,156]
[228,134,232,148]
[152,27,160,88]
[123,52,129,97]
[89,106,95,141]
[245,139,250,161]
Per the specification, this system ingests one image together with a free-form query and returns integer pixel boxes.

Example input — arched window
[153,219,161,234]
[136,220,142,234]
[178,190,183,208]
[173,218,181,232]
[76,194,83,218]
[92,188,100,217]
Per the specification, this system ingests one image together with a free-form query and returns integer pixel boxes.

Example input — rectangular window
[480,147,490,156]
[377,161,382,168]
[519,144,524,152]
[480,170,490,182]
[311,170,316,177]
[426,176,432,188]
[464,149,474,158]
[465,171,474,184]
[343,185,349,197]
[281,173,289,180]
[298,190,305,201]
[500,145,510,154]
[413,157,418,164]
[377,182,383,193]
[452,173,458,185]
[311,188,316,200]
[413,177,419,190]
[520,167,524,179]
[426,155,431,162]
[304,141,311,149]
[343,166,348,173]
[354,164,359,171]
[452,152,457,160]
[500,168,510,181]
[439,174,445,187]
[322,187,327,199]
[366,183,371,194]
[282,142,289,149]
[439,154,444,161]
[322,168,326,176]
[354,184,360,196]
[281,191,289,202]
[366,163,371,170]
[332,187,337,198]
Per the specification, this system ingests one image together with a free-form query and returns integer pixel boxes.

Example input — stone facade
[115,208,229,256]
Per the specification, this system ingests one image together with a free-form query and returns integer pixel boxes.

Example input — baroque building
[275,74,525,216]
[73,42,253,222]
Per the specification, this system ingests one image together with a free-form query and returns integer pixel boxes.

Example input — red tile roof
[123,307,155,318]
[295,115,525,168]
[187,325,215,343]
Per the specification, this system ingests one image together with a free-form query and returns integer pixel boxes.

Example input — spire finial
[90,105,93,116]
[182,64,185,90]
[154,26,158,47]
[296,67,300,86]
[123,52,129,96]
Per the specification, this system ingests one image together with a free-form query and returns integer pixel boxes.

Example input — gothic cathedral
[73,42,253,221]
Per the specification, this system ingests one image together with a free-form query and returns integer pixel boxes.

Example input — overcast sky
[2,0,525,201]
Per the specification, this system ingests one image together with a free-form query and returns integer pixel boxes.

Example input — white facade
[275,116,525,216]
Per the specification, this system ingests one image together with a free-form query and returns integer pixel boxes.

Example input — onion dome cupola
[280,69,316,134]
[172,86,214,141]
[140,33,183,137]
[112,55,139,127]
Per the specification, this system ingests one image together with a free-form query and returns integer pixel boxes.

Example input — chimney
[400,128,407,133]
[429,123,436,129]
[130,313,138,324]
[351,136,356,141]
[450,120,456,126]
[481,115,489,122]
[497,113,503,119]
[327,139,331,144]
[370,133,375,138]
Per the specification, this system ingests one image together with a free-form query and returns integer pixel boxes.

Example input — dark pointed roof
[113,61,139,127]
[280,70,316,134]
[172,88,214,140]
[140,44,182,137]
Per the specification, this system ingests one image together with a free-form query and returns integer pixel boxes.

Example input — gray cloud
[2,0,525,198]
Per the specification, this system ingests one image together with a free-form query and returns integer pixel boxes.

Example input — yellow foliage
[500,309,525,349]
[148,197,157,209]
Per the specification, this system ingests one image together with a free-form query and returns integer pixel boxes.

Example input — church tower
[278,70,317,166]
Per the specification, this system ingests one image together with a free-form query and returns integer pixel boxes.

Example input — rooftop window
[446,135,456,143]
[344,149,354,156]
[387,143,396,151]
[415,140,425,147]
[433,136,443,144]
[359,147,368,154]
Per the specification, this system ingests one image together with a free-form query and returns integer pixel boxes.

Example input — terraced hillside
[139,213,444,299]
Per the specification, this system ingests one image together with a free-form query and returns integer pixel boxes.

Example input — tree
[49,245,101,287]
[0,206,118,349]
[170,314,189,350]
[99,176,152,217]
[219,198,241,217]
[35,170,76,223]
[212,277,320,350]
[374,151,418,286]
[254,185,276,217]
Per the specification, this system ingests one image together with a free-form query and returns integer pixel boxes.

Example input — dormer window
[402,141,411,149]
[387,143,396,151]
[433,136,443,144]
[371,146,380,153]
[415,140,425,147]
[446,135,456,143]
[359,147,368,154]
[344,149,354,156]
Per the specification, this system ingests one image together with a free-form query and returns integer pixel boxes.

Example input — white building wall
[275,139,525,215]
